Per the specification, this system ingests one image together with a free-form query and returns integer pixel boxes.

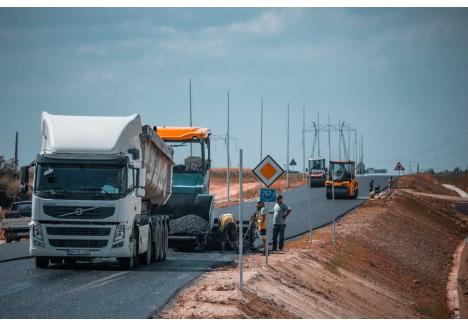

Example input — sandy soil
[456,239,468,318]
[158,175,468,319]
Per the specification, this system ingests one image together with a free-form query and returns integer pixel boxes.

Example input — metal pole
[238,149,243,289]
[302,106,305,180]
[227,91,230,203]
[317,111,320,158]
[308,161,312,242]
[286,104,290,188]
[14,131,18,173]
[338,119,341,160]
[348,123,351,160]
[328,114,331,163]
[260,97,263,161]
[416,163,419,191]
[265,191,269,268]
[189,78,193,157]
[332,167,336,244]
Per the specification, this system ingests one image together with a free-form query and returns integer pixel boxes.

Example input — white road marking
[443,184,468,198]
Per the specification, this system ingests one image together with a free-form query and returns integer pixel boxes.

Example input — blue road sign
[260,188,276,202]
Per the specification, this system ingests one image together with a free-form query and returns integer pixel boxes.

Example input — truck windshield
[330,163,353,181]
[167,141,204,173]
[311,160,325,171]
[35,163,126,200]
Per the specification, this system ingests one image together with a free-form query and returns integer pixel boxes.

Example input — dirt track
[158,175,468,319]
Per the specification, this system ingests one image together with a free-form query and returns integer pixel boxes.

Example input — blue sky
[1,8,468,172]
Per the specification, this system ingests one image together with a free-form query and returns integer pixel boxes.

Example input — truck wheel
[161,219,168,261]
[35,257,49,269]
[118,256,133,270]
[142,226,152,265]
[153,220,161,262]
[119,230,137,270]
[326,191,331,200]
[5,232,12,243]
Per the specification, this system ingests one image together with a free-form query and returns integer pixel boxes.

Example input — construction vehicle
[308,158,326,187]
[19,112,173,269]
[154,127,215,250]
[325,160,359,199]
[0,201,32,243]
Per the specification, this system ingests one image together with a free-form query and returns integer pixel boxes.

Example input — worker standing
[254,201,268,255]
[219,214,238,253]
[369,178,374,194]
[272,195,291,252]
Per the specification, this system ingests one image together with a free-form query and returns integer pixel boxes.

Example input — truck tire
[119,227,138,270]
[5,232,12,243]
[142,225,152,265]
[161,218,168,261]
[35,257,49,269]
[153,219,161,262]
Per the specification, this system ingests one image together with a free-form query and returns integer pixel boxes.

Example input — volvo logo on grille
[75,208,83,216]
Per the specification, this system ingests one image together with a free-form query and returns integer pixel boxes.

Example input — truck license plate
[67,249,90,256]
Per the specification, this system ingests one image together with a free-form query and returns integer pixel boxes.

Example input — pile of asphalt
[169,214,209,235]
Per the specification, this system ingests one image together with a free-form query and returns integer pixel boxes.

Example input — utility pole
[302,106,305,179]
[348,123,351,160]
[338,119,342,160]
[286,104,290,188]
[227,90,230,203]
[361,133,364,170]
[317,111,320,158]
[189,78,193,156]
[328,114,331,163]
[260,97,263,161]
[14,131,18,172]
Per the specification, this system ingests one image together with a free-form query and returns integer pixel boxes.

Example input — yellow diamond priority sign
[253,155,285,188]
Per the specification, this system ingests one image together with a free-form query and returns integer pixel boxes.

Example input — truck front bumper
[29,223,132,258]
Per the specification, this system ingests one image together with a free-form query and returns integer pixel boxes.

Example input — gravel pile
[169,214,209,235]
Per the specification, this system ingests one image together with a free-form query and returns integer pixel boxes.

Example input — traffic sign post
[253,155,284,268]
[394,162,405,188]
[253,155,285,188]
[259,187,276,267]
[238,149,243,290]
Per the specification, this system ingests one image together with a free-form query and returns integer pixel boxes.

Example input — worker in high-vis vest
[219,213,238,253]
[255,201,268,255]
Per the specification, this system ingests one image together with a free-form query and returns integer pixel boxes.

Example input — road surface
[0,175,388,318]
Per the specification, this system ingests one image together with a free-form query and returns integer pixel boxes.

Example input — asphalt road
[215,175,390,241]
[0,174,389,318]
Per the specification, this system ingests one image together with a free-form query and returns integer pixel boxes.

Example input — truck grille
[49,239,108,248]
[46,227,111,236]
[43,206,115,219]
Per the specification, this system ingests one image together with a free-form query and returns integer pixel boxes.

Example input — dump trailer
[20,112,173,269]
[154,127,215,250]
[325,160,359,199]
[308,158,326,187]
[0,201,32,243]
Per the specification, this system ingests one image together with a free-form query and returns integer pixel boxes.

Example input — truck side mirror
[19,184,29,195]
[136,188,145,198]
[20,166,29,184]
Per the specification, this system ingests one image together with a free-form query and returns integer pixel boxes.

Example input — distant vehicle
[325,160,359,199]
[308,158,326,187]
[0,201,32,243]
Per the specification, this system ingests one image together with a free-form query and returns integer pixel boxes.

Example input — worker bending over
[219,213,238,253]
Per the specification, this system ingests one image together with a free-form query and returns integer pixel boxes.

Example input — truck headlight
[32,224,43,241]
[114,225,125,242]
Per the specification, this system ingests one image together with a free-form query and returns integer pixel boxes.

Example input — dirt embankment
[210,168,306,208]
[158,178,468,318]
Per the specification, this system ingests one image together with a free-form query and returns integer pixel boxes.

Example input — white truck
[20,112,174,269]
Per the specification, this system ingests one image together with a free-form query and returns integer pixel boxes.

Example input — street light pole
[227,90,230,203]
[302,106,305,179]
[286,104,290,188]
